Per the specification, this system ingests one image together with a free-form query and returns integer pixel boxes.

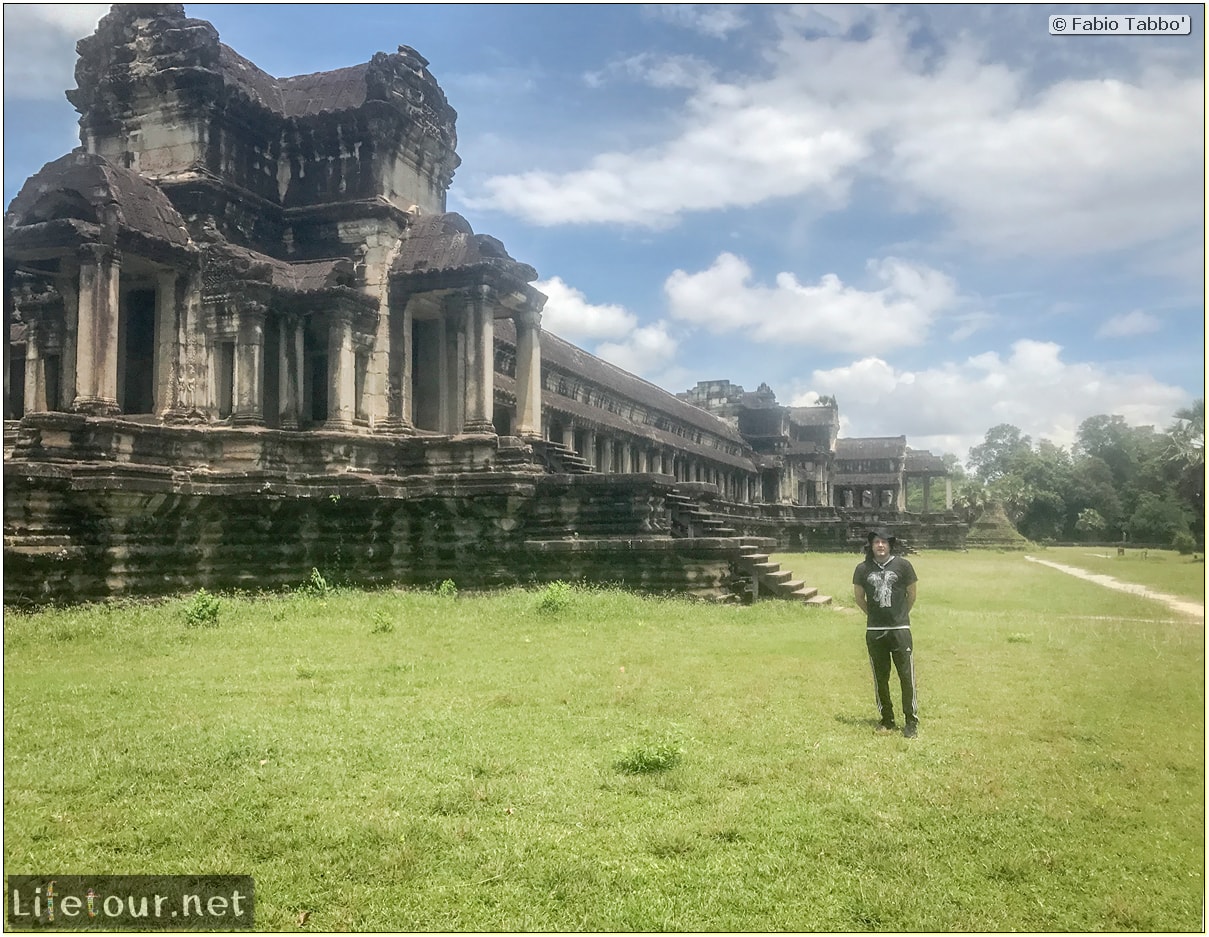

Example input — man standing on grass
[853,527,919,739]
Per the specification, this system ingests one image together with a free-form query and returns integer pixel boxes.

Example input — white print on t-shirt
[868,569,898,608]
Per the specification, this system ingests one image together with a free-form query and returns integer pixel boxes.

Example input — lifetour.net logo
[7,876,254,930]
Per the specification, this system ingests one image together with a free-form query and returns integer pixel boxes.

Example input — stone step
[763,569,794,585]
[750,561,780,574]
[803,593,833,606]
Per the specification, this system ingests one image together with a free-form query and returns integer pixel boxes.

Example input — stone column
[582,428,596,469]
[379,298,414,435]
[54,273,79,416]
[326,311,355,429]
[440,301,464,434]
[513,306,542,438]
[945,477,953,510]
[171,267,205,421]
[620,440,632,474]
[23,324,46,413]
[232,302,266,426]
[72,243,121,415]
[462,286,496,434]
[153,269,178,418]
[278,315,303,430]
[922,477,932,515]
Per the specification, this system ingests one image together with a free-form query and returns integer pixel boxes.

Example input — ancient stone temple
[3,4,965,607]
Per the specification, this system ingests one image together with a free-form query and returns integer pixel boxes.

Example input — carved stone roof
[905,448,948,474]
[835,437,907,459]
[788,406,839,426]
[278,64,372,117]
[5,151,191,248]
[201,245,371,306]
[393,213,537,283]
[218,45,374,119]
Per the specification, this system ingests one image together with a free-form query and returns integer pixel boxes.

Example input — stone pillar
[54,277,77,414]
[945,477,953,510]
[638,448,649,474]
[922,477,932,515]
[232,302,266,425]
[440,301,464,434]
[23,326,46,413]
[326,311,355,429]
[278,315,303,430]
[620,440,632,474]
[462,286,496,434]
[561,421,575,450]
[513,306,542,438]
[379,298,414,434]
[153,269,178,417]
[72,243,121,415]
[584,428,597,469]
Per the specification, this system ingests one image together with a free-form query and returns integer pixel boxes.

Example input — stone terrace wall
[3,454,740,606]
[693,487,967,553]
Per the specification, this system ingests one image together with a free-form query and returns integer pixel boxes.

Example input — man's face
[871,536,890,559]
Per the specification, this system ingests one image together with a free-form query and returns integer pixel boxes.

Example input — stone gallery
[3,5,965,606]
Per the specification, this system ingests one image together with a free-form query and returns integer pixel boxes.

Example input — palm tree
[1165,399,1205,470]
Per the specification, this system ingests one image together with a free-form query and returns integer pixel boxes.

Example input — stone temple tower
[6,3,545,436]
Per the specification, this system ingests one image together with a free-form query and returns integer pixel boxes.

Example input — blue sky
[3,3,1204,463]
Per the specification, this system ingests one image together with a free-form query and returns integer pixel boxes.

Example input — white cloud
[3,4,108,100]
[596,321,680,378]
[472,9,1203,267]
[664,253,958,354]
[648,4,748,38]
[584,53,715,91]
[535,277,637,341]
[1096,310,1162,339]
[791,339,1189,461]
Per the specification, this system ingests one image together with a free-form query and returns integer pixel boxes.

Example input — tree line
[928,401,1204,549]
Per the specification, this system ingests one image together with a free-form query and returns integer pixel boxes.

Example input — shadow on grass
[833,713,882,730]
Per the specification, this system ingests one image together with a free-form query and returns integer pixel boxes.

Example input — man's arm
[853,584,868,614]
[905,581,917,612]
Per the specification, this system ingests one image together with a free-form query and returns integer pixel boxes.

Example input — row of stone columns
[16,246,199,420]
[921,475,955,512]
[550,414,764,503]
[70,243,121,415]
[412,289,541,437]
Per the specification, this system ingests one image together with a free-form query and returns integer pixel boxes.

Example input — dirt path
[1024,556,1205,621]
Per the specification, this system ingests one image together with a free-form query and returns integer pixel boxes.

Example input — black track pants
[866,627,918,727]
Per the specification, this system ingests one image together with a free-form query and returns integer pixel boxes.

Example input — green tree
[1069,455,1124,536]
[1127,493,1192,545]
[1165,399,1204,536]
[1075,508,1107,541]
[968,424,1032,482]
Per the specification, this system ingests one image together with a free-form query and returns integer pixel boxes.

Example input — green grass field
[4,551,1204,931]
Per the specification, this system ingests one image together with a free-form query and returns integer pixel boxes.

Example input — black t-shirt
[853,555,918,629]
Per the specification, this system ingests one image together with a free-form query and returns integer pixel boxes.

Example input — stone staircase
[665,487,831,607]
[733,538,832,606]
[665,489,738,538]
[529,438,593,474]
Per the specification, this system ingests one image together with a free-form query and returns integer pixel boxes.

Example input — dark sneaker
[903,723,918,739]
[875,722,897,735]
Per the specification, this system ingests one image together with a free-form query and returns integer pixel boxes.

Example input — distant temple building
[3,4,964,606]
